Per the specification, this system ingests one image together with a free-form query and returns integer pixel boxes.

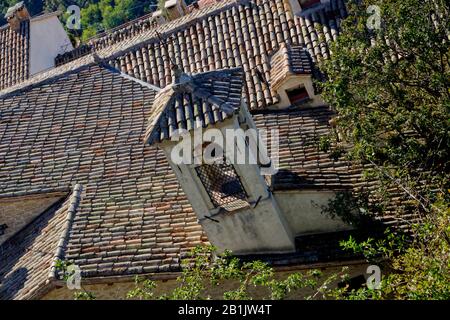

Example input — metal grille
[195,162,248,208]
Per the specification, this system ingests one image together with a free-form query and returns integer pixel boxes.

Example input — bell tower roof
[144,67,244,145]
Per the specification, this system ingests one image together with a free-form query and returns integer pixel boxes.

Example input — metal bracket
[0,224,8,236]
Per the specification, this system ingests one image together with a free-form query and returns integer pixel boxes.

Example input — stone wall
[42,262,368,300]
[0,194,63,245]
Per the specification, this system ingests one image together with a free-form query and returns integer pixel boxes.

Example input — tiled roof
[0,193,70,300]
[0,62,415,298]
[0,64,208,299]
[0,20,29,91]
[254,107,361,190]
[270,44,313,90]
[145,67,244,144]
[0,0,418,300]
[254,108,418,229]
[51,0,347,110]
[284,45,313,75]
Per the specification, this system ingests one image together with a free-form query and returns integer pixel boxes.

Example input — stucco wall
[41,263,368,300]
[0,195,63,245]
[29,15,73,75]
[201,198,295,254]
[274,190,352,236]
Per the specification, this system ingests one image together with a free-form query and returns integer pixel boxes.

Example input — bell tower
[144,67,296,254]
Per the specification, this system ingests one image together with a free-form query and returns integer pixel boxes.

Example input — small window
[299,0,321,9]
[195,161,248,210]
[286,86,310,106]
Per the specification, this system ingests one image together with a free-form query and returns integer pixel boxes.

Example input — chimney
[270,45,324,109]
[152,10,167,25]
[5,2,30,31]
[164,0,188,20]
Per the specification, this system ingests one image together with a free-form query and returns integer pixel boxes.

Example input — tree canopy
[319,0,449,299]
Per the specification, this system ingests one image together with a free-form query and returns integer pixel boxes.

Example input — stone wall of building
[0,195,63,245]
[42,263,368,300]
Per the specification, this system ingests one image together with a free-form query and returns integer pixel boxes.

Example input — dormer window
[270,45,324,109]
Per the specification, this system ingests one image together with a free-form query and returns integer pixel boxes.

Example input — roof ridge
[145,67,244,144]
[0,186,71,200]
[48,184,84,282]
[97,0,239,48]
[99,60,162,93]
[56,0,241,68]
[0,55,96,98]
[0,55,163,99]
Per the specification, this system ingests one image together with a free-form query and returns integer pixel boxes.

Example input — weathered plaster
[29,14,73,75]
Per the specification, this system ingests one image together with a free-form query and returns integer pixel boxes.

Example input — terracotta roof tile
[0,191,74,300]
[0,64,207,299]
[49,0,347,110]
[270,44,313,90]
[254,107,358,190]
[0,63,415,299]
[145,67,244,144]
[0,21,29,91]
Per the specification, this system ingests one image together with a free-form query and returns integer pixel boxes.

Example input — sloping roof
[145,67,244,144]
[270,44,313,90]
[0,61,416,299]
[254,107,418,229]
[50,0,347,110]
[0,61,372,294]
[0,64,208,299]
[0,191,71,300]
[0,20,29,91]
[254,107,360,190]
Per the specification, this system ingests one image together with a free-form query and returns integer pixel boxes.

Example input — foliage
[54,259,96,300]
[60,245,351,300]
[319,0,450,299]
[127,276,156,300]
[125,245,348,300]
[332,200,450,299]
[73,291,96,300]
[320,0,449,194]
